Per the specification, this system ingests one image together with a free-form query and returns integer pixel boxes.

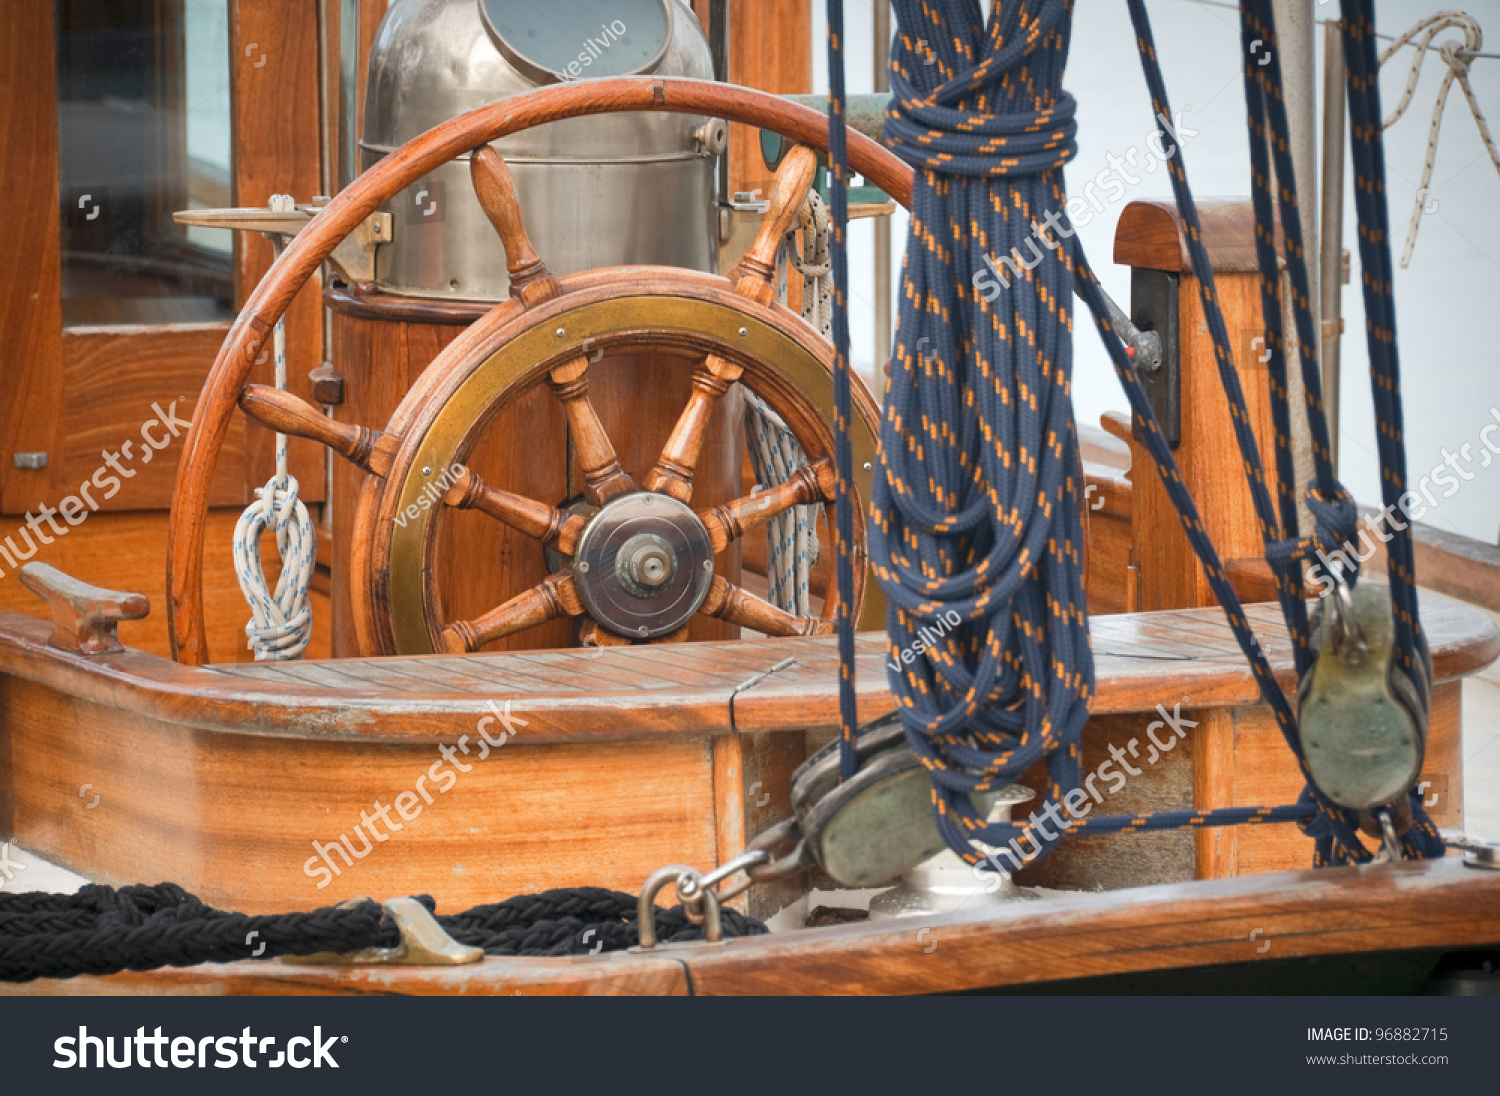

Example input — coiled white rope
[1380,11,1500,266]
[232,194,316,659]
[744,191,833,615]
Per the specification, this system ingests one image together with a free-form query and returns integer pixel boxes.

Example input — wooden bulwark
[0,596,1493,913]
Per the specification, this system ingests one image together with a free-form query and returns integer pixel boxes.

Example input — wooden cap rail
[18,563,150,656]
[1113,199,1282,274]
[0,596,1490,746]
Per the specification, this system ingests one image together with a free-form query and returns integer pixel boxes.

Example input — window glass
[57,0,234,326]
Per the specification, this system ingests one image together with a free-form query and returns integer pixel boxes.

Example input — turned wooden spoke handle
[700,575,830,638]
[643,353,745,502]
[440,574,583,654]
[471,145,559,307]
[735,145,819,302]
[547,357,634,504]
[20,562,149,655]
[444,467,584,555]
[702,460,834,552]
[240,385,395,477]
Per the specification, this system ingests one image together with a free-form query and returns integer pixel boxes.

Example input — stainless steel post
[873,1,892,398]
[712,0,731,237]
[1319,15,1346,472]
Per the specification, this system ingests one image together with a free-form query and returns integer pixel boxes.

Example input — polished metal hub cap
[572,492,714,639]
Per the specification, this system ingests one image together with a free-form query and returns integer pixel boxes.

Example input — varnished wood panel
[50,327,248,510]
[0,597,1486,921]
[1083,470,1132,616]
[693,0,813,199]
[231,0,327,503]
[0,0,65,512]
[0,678,716,914]
[1130,271,1277,611]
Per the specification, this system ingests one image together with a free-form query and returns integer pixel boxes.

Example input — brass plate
[381,293,881,655]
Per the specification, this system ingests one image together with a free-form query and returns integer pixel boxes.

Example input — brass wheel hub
[572,492,714,639]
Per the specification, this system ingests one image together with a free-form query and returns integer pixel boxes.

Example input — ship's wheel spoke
[643,352,744,502]
[470,145,561,307]
[699,574,830,638]
[643,146,819,503]
[727,145,818,305]
[547,356,635,504]
[440,573,583,653]
[240,385,398,477]
[699,458,834,553]
[443,466,585,555]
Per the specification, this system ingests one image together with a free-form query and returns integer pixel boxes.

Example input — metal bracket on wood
[293,897,483,966]
[173,200,393,284]
[1128,268,1181,447]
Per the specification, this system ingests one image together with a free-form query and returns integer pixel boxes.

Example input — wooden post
[1109,200,1463,877]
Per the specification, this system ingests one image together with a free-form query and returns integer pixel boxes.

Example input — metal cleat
[293,897,483,966]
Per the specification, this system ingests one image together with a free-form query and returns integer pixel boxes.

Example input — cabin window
[55,0,234,327]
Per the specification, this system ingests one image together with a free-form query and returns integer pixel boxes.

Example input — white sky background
[812,0,1500,543]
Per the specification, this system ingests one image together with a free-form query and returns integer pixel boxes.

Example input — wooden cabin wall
[0,0,332,660]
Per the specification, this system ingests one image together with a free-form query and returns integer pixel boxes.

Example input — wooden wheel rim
[354,273,882,655]
[167,76,914,664]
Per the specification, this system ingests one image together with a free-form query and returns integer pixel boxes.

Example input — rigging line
[874,0,1094,864]
[832,0,1434,867]
[1376,11,1500,265]
[824,0,863,782]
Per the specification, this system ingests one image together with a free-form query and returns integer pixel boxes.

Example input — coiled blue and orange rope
[820,0,1441,868]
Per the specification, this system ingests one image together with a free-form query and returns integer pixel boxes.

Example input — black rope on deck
[0,884,766,984]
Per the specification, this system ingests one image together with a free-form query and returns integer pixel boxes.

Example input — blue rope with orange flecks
[816,0,1442,869]
[824,0,863,780]
[1339,0,1434,725]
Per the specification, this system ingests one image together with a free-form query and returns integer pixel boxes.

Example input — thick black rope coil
[0,884,765,984]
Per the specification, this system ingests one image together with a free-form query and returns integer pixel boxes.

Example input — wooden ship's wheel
[165,81,909,662]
